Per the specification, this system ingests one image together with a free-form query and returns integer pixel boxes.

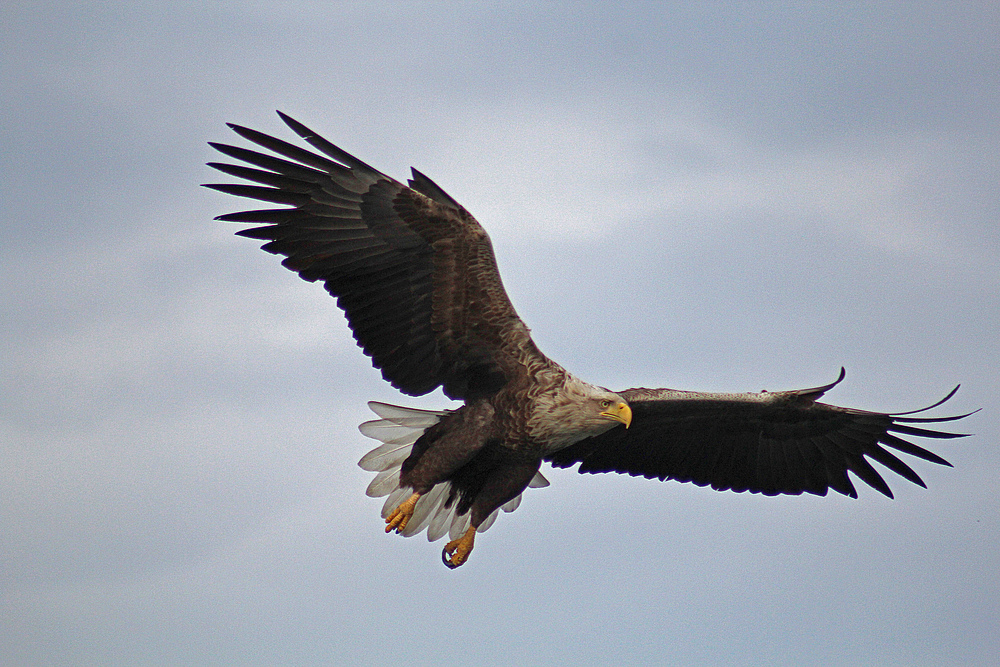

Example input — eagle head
[597,395,633,428]
[529,375,632,453]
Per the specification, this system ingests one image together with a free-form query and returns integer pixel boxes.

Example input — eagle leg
[385,492,421,534]
[442,525,476,569]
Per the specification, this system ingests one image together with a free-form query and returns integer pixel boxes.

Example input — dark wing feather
[546,369,973,498]
[205,112,538,400]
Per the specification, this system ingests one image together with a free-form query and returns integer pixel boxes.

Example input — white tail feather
[358,440,414,473]
[365,468,402,497]
[366,401,449,423]
[528,473,550,489]
[501,495,522,513]
[478,508,501,532]
[358,402,549,542]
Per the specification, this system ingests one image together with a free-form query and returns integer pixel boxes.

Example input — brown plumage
[206,112,973,568]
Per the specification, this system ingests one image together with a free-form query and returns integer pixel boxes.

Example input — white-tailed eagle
[206,112,972,568]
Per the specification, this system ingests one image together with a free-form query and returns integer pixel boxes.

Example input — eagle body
[207,112,972,568]
[391,371,627,538]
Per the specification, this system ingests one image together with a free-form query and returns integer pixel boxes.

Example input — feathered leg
[440,454,542,568]
[387,402,496,537]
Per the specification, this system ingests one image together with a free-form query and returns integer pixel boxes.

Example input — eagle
[206,112,972,568]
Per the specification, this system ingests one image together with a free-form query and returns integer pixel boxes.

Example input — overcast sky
[3,2,998,665]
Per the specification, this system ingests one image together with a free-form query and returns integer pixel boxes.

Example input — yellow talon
[442,525,476,569]
[385,492,421,533]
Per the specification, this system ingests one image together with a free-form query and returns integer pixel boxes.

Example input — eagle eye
[600,399,611,408]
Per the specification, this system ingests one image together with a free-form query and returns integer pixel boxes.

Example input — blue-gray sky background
[3,3,998,665]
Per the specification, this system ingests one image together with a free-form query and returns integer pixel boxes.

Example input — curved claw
[384,492,420,534]
[442,525,476,569]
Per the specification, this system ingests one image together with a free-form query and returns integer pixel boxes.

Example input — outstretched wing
[205,112,538,400]
[546,369,973,498]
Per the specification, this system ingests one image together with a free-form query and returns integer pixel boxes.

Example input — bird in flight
[206,112,972,568]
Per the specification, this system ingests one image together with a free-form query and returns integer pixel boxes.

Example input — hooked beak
[601,401,632,428]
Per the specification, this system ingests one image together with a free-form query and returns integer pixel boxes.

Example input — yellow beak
[601,401,632,428]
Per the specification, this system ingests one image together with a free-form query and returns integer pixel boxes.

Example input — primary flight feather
[206,112,971,568]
